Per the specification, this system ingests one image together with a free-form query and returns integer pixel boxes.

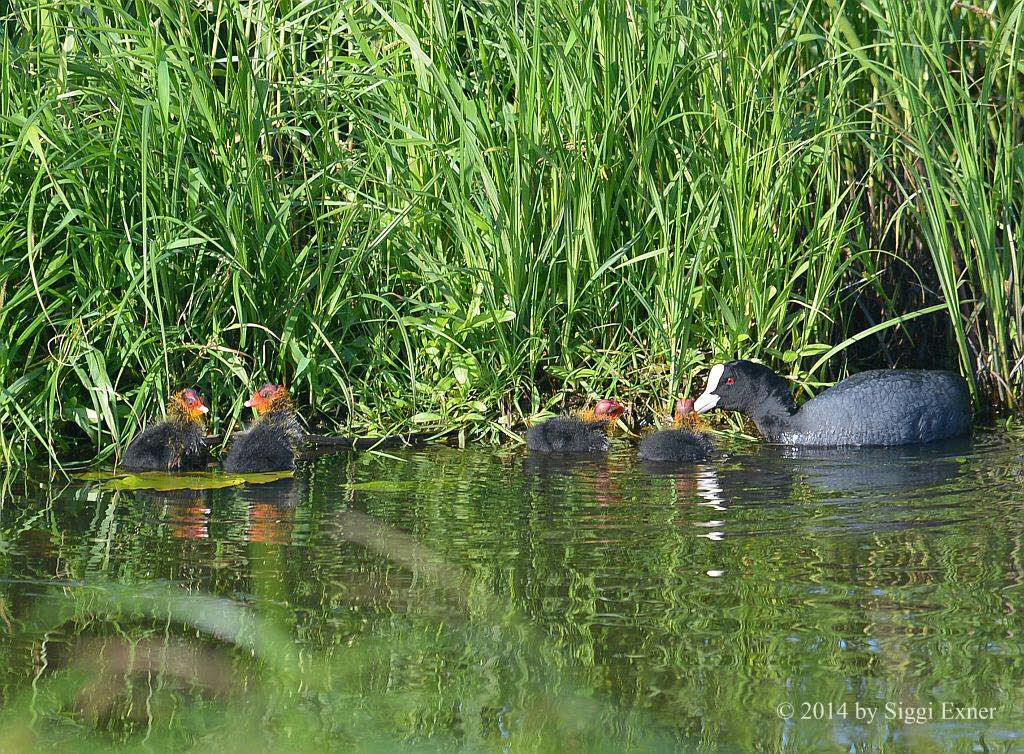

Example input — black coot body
[526,417,612,453]
[224,418,302,472]
[637,398,714,462]
[638,429,714,462]
[694,361,971,447]
[122,388,210,471]
[224,384,304,473]
[122,422,208,471]
[525,399,624,454]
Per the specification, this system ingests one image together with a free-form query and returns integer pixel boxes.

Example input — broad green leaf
[76,470,293,491]
[157,55,170,120]
[410,412,442,423]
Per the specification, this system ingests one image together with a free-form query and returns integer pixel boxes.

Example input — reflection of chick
[139,489,211,540]
[170,505,211,541]
[638,398,714,462]
[526,400,625,453]
[247,504,295,545]
[237,477,300,545]
[224,384,303,472]
[122,389,210,471]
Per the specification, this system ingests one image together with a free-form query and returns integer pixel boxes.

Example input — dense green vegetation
[1,0,1022,466]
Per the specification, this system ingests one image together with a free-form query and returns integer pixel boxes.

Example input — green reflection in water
[1,430,1023,752]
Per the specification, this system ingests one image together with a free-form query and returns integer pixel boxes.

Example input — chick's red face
[245,383,281,412]
[674,397,695,420]
[179,388,209,419]
[593,399,624,420]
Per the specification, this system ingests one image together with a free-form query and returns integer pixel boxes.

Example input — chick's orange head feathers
[245,383,288,412]
[170,388,209,422]
[593,399,624,420]
[672,396,707,430]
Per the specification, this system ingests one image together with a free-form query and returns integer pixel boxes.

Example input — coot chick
[223,384,304,472]
[638,398,715,462]
[693,360,971,447]
[526,399,624,453]
[122,388,210,471]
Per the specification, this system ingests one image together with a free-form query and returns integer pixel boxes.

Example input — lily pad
[348,480,419,493]
[232,472,295,485]
[76,471,121,480]
[104,472,243,491]
[76,470,293,491]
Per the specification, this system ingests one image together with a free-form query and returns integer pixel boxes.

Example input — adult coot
[122,388,210,471]
[638,398,715,462]
[526,399,624,453]
[224,384,304,472]
[692,360,970,447]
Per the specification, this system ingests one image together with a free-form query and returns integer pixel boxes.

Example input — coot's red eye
[726,377,735,385]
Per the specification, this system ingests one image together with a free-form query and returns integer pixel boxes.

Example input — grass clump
[1,0,1021,466]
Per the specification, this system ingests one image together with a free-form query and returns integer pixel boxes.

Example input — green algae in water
[348,480,420,493]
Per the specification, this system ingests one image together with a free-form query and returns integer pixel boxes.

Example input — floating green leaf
[76,470,293,491]
[103,472,242,491]
[233,472,295,485]
[75,471,120,480]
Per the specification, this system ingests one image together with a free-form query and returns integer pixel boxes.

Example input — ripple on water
[0,428,1022,749]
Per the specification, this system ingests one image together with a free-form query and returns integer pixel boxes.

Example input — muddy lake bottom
[2,430,1023,752]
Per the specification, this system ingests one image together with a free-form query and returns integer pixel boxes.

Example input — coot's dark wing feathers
[790,370,970,446]
[176,423,210,470]
[224,422,296,472]
[122,423,175,470]
[637,430,714,462]
[526,417,609,453]
[122,422,208,470]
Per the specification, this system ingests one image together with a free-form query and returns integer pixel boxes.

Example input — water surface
[2,430,1023,752]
